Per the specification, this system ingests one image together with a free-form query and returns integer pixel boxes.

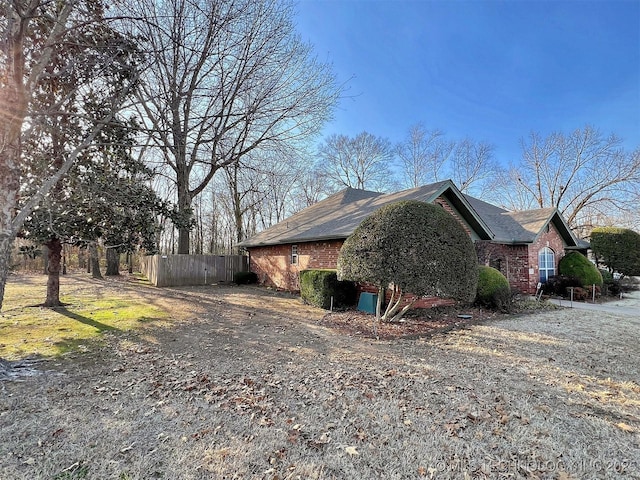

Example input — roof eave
[239,234,348,249]
[439,182,495,240]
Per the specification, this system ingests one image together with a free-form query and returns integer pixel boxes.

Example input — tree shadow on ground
[53,307,120,333]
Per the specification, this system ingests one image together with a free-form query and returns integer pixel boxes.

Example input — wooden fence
[140,254,249,287]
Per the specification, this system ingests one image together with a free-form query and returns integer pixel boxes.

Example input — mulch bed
[317,305,503,340]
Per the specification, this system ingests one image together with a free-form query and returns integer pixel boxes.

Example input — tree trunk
[43,237,63,307]
[176,166,192,254]
[78,247,86,269]
[178,226,190,254]
[89,242,102,279]
[105,248,120,275]
[126,251,134,274]
[0,234,17,312]
[0,18,29,312]
[0,113,22,311]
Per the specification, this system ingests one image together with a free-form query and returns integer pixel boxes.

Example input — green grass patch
[1,279,169,360]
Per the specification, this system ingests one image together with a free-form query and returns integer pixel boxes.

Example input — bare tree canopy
[318,131,397,191]
[450,138,497,196]
[395,123,497,196]
[123,0,341,253]
[495,125,640,235]
[396,123,453,188]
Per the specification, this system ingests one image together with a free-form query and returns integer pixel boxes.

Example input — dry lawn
[1,274,639,479]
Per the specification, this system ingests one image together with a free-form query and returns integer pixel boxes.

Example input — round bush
[476,266,511,309]
[558,252,602,287]
[337,201,478,303]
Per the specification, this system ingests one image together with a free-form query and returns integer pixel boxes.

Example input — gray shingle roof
[237,181,455,247]
[463,195,580,246]
[238,180,581,248]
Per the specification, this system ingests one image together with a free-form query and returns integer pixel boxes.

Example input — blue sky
[295,0,640,167]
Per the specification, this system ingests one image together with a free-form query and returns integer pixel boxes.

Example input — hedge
[300,269,357,310]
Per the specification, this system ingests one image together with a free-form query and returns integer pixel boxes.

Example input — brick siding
[475,221,567,294]
[475,242,531,292]
[435,196,473,236]
[249,240,344,291]
[248,213,569,297]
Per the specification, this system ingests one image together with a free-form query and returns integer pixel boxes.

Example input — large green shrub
[337,201,478,323]
[558,252,602,287]
[300,269,357,310]
[475,265,511,310]
[590,227,640,277]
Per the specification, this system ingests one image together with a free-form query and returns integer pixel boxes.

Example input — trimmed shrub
[558,252,602,287]
[337,201,478,303]
[475,266,511,311]
[300,269,357,310]
[233,271,258,285]
[591,226,640,277]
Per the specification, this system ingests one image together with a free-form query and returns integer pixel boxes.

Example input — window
[291,245,298,265]
[538,247,555,282]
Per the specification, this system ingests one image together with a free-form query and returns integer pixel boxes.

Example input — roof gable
[238,180,494,247]
[238,180,581,248]
[464,195,580,246]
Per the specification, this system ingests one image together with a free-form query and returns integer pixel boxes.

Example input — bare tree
[216,147,309,247]
[287,165,333,211]
[450,138,497,196]
[124,0,340,254]
[318,132,397,191]
[495,126,640,233]
[396,124,496,195]
[396,123,453,188]
[247,150,301,231]
[0,0,138,310]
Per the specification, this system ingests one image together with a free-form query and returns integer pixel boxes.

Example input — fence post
[569,287,574,308]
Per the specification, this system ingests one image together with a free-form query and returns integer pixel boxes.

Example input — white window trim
[291,244,299,265]
[538,246,555,282]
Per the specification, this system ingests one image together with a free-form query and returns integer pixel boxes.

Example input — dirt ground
[1,274,639,479]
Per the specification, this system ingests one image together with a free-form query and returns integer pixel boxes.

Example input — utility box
[357,292,378,314]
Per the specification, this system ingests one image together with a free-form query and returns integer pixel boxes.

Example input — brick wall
[248,240,344,291]
[476,242,530,293]
[435,196,473,237]
[475,221,567,294]
[249,217,569,296]
[527,222,567,288]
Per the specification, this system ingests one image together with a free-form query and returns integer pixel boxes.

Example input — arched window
[538,247,555,282]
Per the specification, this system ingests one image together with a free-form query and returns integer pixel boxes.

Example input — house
[237,180,587,296]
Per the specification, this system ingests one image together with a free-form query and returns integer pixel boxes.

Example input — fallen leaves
[616,422,635,433]
[343,445,359,456]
